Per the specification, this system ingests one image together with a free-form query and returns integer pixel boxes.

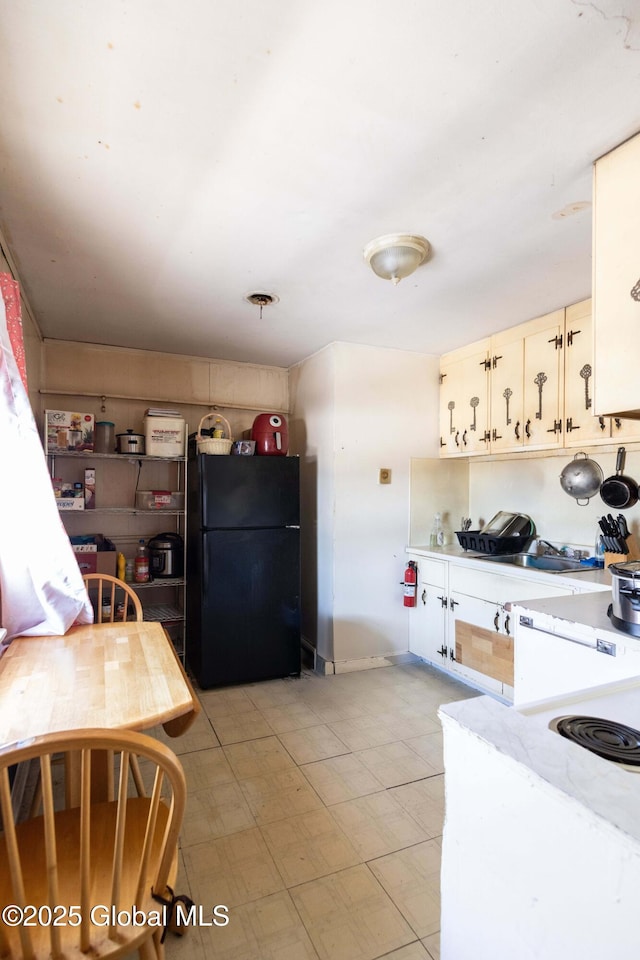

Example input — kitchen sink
[471,553,586,573]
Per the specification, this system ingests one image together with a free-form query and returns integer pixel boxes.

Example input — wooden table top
[0,620,199,747]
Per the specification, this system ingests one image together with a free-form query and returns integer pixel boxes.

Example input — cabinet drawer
[455,619,514,685]
[450,564,574,603]
[416,557,447,588]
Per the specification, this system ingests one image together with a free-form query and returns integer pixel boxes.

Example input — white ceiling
[0,1,639,368]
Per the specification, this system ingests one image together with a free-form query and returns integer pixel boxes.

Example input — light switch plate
[379,468,391,484]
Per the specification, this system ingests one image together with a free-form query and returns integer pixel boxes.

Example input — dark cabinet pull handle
[462,430,468,446]
[454,431,460,447]
[525,419,531,439]
[438,645,448,658]
[437,595,447,608]
[599,417,606,431]
[504,614,511,636]
[494,611,500,631]
[514,421,520,440]
[421,589,427,605]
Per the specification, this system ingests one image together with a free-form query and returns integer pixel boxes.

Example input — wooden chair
[0,728,186,959]
[83,573,143,622]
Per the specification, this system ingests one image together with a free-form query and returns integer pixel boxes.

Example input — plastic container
[94,421,115,454]
[135,490,184,510]
[134,539,150,583]
[143,415,185,457]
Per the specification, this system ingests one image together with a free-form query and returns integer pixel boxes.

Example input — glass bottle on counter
[430,514,443,548]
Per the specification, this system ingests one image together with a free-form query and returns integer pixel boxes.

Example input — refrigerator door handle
[286,525,301,529]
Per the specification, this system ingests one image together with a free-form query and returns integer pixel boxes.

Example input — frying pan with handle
[600,447,639,510]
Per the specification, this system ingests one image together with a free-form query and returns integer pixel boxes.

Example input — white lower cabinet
[407,553,577,700]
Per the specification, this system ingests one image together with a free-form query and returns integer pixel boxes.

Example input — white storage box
[143,415,185,457]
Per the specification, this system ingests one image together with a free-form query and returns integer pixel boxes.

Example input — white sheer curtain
[0,284,93,639]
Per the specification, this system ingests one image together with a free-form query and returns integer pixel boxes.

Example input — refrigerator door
[188,526,300,688]
[198,455,299,529]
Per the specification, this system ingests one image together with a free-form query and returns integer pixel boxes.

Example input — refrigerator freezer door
[198,455,300,528]
[188,526,300,688]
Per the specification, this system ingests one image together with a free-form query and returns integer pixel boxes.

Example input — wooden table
[0,620,199,747]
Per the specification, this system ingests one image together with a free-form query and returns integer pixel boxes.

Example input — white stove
[518,676,640,772]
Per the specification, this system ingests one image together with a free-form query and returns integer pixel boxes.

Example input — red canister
[251,414,289,456]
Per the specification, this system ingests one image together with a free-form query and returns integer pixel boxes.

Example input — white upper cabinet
[488,326,524,452]
[439,340,490,456]
[593,132,640,419]
[564,300,611,445]
[521,309,564,449]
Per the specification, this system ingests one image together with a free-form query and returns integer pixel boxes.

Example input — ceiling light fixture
[363,233,430,285]
[244,292,279,320]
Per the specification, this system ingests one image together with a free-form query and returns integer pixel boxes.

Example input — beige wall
[40,339,289,440]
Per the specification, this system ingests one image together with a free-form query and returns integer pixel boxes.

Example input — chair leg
[138,934,160,960]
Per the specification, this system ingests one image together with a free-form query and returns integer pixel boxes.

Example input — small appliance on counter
[116,429,145,455]
[455,511,535,555]
[147,532,184,578]
[251,413,288,456]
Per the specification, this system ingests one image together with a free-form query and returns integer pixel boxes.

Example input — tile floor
[149,659,478,960]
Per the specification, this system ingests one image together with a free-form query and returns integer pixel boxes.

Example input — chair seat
[0,797,177,959]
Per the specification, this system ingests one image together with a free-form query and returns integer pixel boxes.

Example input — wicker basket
[196,413,233,455]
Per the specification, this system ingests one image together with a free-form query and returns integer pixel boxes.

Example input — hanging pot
[559,452,603,506]
[600,447,639,510]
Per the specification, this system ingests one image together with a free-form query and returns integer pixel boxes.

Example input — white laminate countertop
[406,543,612,592]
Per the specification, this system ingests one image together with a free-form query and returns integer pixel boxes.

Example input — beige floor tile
[290,863,415,960]
[422,932,440,960]
[181,780,256,847]
[368,839,442,939]
[246,677,310,709]
[198,890,320,960]
[178,746,236,790]
[296,695,369,723]
[197,685,256,718]
[149,709,220,754]
[164,925,207,960]
[389,776,445,839]
[223,735,296,780]
[183,827,284,909]
[300,753,385,805]
[259,808,361,886]
[355,742,438,788]
[327,716,400,751]
[239,767,324,824]
[374,709,441,740]
[329,791,428,861]
[277,725,350,764]
[403,732,444,774]
[210,709,275,745]
[259,702,324,733]
[382,943,431,960]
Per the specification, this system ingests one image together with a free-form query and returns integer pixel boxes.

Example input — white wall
[289,347,336,663]
[469,444,640,552]
[291,341,440,666]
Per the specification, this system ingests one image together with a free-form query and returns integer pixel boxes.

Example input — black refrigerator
[186,452,301,688]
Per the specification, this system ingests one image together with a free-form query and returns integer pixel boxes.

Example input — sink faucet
[538,539,563,556]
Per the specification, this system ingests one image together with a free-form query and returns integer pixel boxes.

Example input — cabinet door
[409,581,448,666]
[593,132,640,419]
[489,327,524,452]
[449,592,504,694]
[610,414,640,442]
[522,310,564,449]
[439,340,490,457]
[564,299,612,446]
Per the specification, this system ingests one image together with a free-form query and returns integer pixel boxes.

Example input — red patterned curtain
[0,274,27,391]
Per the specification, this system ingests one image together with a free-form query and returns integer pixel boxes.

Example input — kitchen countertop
[406,542,612,592]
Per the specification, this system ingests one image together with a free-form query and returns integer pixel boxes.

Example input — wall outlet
[379,468,392,484]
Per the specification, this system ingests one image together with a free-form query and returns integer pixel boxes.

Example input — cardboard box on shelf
[45,410,95,453]
[71,540,117,577]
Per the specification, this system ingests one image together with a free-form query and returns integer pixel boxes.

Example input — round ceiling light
[244,292,279,319]
[363,233,431,285]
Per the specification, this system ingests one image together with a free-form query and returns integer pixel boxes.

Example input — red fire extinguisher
[402,561,418,607]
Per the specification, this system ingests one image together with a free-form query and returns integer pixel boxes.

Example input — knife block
[604,534,640,567]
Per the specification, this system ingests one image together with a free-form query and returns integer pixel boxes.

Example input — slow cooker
[147,532,184,578]
[116,429,145,455]
[608,560,640,636]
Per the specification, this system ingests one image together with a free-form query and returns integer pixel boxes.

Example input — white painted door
[489,327,524,452]
[564,299,612,446]
[522,310,565,449]
[439,340,490,457]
